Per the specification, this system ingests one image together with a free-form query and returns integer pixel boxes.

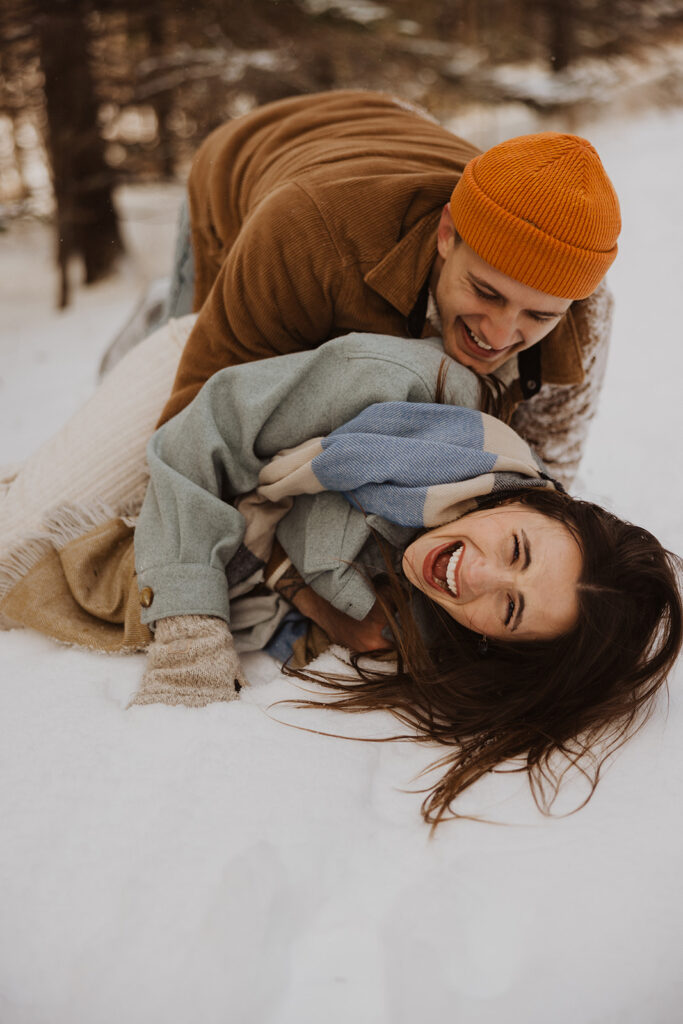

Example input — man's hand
[292,586,393,655]
[271,557,394,654]
[132,615,247,707]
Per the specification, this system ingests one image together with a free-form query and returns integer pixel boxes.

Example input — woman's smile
[402,503,583,641]
[424,540,465,597]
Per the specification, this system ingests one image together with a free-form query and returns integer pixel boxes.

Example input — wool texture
[450,132,621,299]
[0,316,187,570]
[256,400,555,529]
[132,615,245,707]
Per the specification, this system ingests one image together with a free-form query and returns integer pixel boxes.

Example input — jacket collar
[539,307,584,385]
[364,212,584,387]
[364,209,441,317]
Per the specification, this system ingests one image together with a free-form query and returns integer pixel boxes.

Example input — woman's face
[402,503,582,641]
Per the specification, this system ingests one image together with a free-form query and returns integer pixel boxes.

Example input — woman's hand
[132,615,247,707]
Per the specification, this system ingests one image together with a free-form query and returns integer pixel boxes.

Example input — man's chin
[443,342,504,375]
[443,333,516,375]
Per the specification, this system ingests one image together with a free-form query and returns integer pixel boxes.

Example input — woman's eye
[474,285,496,301]
[511,533,520,564]
[504,596,515,627]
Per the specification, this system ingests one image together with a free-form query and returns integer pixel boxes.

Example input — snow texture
[0,107,682,1024]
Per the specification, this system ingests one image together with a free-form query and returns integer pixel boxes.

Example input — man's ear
[437,203,456,259]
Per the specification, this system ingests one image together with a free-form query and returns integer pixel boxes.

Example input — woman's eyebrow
[511,592,525,632]
[510,533,531,632]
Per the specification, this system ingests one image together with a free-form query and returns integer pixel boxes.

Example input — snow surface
[0,110,682,1024]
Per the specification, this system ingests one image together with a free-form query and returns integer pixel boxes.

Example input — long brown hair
[284,488,682,829]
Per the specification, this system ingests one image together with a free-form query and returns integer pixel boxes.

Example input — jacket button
[139,587,154,608]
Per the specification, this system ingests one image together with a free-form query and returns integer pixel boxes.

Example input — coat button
[139,586,154,608]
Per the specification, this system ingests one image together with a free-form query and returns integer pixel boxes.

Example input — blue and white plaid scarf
[256,402,556,528]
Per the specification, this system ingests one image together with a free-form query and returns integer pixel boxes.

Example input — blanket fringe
[0,482,147,604]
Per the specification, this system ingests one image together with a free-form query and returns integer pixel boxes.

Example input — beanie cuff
[450,159,618,300]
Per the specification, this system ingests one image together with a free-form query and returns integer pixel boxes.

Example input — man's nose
[482,309,517,350]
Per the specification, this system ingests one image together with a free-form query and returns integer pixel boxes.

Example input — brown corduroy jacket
[160,90,613,487]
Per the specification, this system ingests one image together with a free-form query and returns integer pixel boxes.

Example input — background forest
[1,0,682,306]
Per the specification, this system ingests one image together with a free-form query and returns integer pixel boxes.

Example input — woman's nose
[467,556,515,595]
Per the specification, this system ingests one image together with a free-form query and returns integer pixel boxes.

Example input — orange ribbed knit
[450,132,621,299]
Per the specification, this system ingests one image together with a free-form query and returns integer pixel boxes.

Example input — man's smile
[458,319,517,363]
[463,321,493,352]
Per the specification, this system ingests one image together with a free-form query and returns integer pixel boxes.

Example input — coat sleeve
[134,335,480,626]
[157,182,341,425]
[509,282,614,489]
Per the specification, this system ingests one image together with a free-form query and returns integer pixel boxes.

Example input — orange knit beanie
[449,132,621,299]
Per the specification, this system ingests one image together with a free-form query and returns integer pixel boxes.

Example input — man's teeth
[465,324,493,351]
[445,543,462,597]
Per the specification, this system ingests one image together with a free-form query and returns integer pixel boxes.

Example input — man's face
[431,206,572,375]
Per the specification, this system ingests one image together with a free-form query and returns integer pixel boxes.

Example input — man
[147,89,619,488]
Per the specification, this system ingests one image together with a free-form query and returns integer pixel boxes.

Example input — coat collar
[539,307,584,385]
[363,209,441,317]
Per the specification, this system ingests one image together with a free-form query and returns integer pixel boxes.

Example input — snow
[1,111,682,1023]
[482,40,683,112]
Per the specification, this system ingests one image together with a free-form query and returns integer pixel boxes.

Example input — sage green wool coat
[135,332,480,629]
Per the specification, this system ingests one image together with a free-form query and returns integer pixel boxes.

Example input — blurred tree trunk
[142,3,175,179]
[544,0,577,73]
[0,3,30,206]
[36,0,123,308]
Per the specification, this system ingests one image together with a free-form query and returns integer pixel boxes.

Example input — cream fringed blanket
[0,316,192,646]
[0,311,194,612]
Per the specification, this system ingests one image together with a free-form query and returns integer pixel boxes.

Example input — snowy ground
[0,107,682,1024]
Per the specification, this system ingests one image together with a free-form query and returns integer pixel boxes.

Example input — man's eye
[511,533,520,564]
[504,596,515,627]
[473,285,497,301]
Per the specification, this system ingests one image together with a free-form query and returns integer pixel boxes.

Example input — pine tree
[35,0,123,306]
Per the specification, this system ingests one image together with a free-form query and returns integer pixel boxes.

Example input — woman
[1,324,680,828]
[296,485,682,827]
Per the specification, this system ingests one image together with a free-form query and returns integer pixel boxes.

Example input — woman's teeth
[464,323,493,351]
[445,543,462,596]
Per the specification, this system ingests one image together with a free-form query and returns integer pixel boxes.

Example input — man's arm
[510,282,614,489]
[273,559,392,654]
[158,182,340,425]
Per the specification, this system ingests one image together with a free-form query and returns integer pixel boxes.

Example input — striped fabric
[257,402,556,531]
